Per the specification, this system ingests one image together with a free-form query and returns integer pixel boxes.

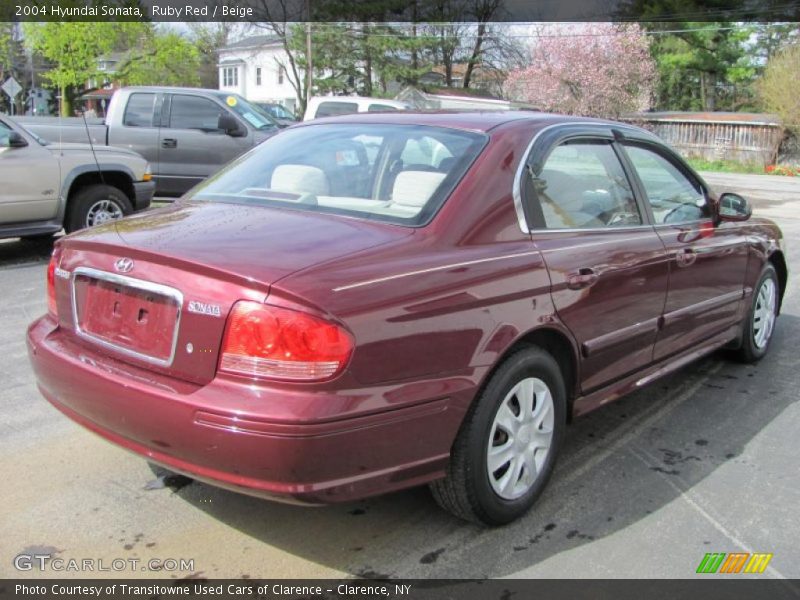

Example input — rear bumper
[132,180,155,211]
[27,316,472,504]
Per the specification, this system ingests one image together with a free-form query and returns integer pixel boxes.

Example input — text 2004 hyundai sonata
[28,112,786,525]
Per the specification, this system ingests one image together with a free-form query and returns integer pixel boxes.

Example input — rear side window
[168,95,223,131]
[529,142,642,229]
[316,101,358,118]
[123,93,156,127]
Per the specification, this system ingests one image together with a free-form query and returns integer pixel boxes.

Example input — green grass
[686,158,765,175]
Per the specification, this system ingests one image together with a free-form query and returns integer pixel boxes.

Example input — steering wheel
[663,201,703,224]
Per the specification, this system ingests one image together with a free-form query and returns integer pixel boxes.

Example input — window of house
[256,67,262,86]
[530,141,642,229]
[277,67,285,85]
[222,67,238,87]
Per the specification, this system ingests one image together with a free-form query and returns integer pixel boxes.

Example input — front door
[621,143,750,361]
[524,136,670,392]
[158,94,252,195]
[0,120,61,224]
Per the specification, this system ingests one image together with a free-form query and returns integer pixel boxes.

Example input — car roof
[293,110,648,135]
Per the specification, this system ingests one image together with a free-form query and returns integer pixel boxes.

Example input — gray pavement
[1,173,798,580]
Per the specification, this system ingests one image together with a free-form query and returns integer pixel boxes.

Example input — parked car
[303,95,410,120]
[254,102,298,128]
[0,115,154,239]
[17,87,281,196]
[28,112,787,525]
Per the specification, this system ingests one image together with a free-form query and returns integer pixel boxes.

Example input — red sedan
[27,112,787,525]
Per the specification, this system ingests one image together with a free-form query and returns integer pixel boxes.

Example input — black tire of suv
[430,346,567,526]
[66,184,132,233]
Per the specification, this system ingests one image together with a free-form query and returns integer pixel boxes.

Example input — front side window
[188,124,487,226]
[368,103,399,113]
[625,145,708,224]
[168,95,223,131]
[529,141,642,229]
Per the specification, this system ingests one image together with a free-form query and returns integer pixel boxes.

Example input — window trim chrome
[70,267,184,368]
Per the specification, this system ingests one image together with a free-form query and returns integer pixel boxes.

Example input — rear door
[158,93,252,195]
[620,141,749,360]
[109,91,162,175]
[522,128,669,392]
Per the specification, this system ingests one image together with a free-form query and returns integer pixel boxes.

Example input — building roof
[220,35,284,52]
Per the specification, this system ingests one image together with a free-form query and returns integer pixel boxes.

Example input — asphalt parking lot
[1,172,798,581]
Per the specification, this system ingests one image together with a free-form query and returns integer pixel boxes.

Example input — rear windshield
[188,123,487,226]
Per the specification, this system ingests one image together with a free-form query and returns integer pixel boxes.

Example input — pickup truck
[18,87,281,196]
[0,116,154,239]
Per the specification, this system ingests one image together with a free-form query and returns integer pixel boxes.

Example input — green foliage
[758,43,800,133]
[685,157,765,174]
[114,26,201,87]
[23,22,117,115]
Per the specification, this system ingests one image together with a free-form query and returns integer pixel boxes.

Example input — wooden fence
[621,112,784,167]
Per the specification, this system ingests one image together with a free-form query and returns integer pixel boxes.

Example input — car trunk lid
[53,201,412,384]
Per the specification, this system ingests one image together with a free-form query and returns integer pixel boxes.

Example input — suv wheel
[66,184,132,233]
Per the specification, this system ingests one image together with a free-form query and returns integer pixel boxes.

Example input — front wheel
[430,347,567,525]
[734,264,779,363]
[66,184,132,233]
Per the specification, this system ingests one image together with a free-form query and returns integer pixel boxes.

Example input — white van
[303,96,411,121]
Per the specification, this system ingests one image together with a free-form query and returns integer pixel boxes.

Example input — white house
[217,35,301,114]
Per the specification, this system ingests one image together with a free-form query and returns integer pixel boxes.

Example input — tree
[22,22,116,116]
[504,24,657,118]
[187,21,240,89]
[113,26,202,87]
[759,43,800,132]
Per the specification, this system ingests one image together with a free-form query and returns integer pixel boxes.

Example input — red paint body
[27,112,786,504]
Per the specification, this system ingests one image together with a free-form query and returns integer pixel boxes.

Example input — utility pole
[305,0,312,106]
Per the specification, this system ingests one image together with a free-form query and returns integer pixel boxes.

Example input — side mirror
[218,113,246,137]
[7,131,28,148]
[718,192,752,222]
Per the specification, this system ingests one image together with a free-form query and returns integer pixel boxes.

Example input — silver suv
[0,116,154,240]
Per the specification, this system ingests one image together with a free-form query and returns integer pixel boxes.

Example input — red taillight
[47,246,63,318]
[219,301,354,381]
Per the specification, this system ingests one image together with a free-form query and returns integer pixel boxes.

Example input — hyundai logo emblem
[114,257,134,273]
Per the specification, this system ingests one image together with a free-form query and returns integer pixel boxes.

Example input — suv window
[169,95,223,131]
[123,93,157,128]
[625,145,708,224]
[368,104,399,112]
[530,142,642,229]
[316,101,358,118]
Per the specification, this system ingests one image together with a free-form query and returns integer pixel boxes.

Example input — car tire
[734,264,779,363]
[66,184,132,233]
[430,346,567,525]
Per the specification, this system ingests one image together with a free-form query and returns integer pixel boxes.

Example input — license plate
[73,269,181,365]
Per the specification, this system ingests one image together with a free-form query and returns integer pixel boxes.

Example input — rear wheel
[66,184,132,233]
[734,264,779,363]
[430,347,566,525]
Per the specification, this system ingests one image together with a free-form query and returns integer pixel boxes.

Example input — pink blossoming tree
[504,24,657,118]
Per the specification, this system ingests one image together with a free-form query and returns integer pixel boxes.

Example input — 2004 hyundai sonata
[27,112,787,525]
